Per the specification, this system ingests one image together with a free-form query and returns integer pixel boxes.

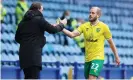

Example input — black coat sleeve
[15,25,21,43]
[40,18,65,34]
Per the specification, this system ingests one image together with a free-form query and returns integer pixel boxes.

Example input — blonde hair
[91,7,102,17]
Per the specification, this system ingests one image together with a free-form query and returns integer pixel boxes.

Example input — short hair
[29,2,42,10]
[91,7,102,17]
[63,10,70,16]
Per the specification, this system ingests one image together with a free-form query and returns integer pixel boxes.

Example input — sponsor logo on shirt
[86,39,98,42]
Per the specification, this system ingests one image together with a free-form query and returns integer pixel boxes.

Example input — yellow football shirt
[77,21,112,62]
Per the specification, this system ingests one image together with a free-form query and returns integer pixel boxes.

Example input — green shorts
[84,60,104,79]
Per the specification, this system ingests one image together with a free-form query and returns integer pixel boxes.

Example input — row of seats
[1,38,133,56]
[4,2,133,18]
[2,22,133,34]
[1,53,133,67]
[3,0,133,24]
[44,44,81,54]
[3,9,133,25]
[2,23,133,36]
[81,0,133,9]
[1,33,133,52]
[2,31,132,47]
[1,40,133,55]
[3,0,133,10]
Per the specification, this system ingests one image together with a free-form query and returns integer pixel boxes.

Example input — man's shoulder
[34,16,43,20]
[99,21,108,27]
[83,21,90,25]
[80,22,90,28]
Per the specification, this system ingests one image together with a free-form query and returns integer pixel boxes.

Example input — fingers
[117,61,120,65]
[52,24,57,26]
[59,18,67,25]
[116,60,120,66]
[62,18,67,21]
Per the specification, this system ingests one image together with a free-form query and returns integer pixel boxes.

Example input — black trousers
[23,66,40,79]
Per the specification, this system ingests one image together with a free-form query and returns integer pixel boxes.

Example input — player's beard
[89,16,97,22]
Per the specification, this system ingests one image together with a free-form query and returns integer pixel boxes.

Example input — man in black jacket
[15,2,67,79]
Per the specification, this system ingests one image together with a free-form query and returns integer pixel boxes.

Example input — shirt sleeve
[103,25,112,40]
[76,24,84,34]
[40,17,64,34]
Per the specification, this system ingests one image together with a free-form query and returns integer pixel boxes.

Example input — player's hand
[52,24,58,26]
[115,56,120,66]
[59,18,67,25]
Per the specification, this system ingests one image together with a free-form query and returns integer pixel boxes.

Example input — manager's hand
[59,18,67,25]
[52,18,67,26]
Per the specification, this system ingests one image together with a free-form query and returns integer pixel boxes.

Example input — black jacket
[15,10,64,69]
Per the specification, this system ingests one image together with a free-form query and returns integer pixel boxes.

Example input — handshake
[53,18,67,26]
[58,18,67,25]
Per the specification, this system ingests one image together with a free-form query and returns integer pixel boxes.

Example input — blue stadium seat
[1,23,8,31]
[42,54,51,62]
[8,53,16,61]
[1,53,10,61]
[1,67,20,79]
[11,15,16,25]
[45,34,56,43]
[7,24,15,32]
[14,53,19,61]
[1,42,6,52]
[7,43,13,52]
[2,33,9,41]
[121,24,133,31]
[9,33,15,41]
[66,36,76,46]
[43,11,54,18]
[12,43,19,53]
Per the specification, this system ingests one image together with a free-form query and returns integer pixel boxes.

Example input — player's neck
[90,19,99,26]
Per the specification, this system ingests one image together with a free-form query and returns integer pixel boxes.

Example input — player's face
[89,8,98,22]
[39,5,43,13]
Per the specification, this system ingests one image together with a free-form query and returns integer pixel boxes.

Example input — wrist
[59,23,65,31]
[115,55,119,59]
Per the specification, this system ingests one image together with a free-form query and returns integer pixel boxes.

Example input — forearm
[43,18,64,33]
[53,23,64,32]
[108,38,120,65]
[108,39,119,58]
[109,43,118,58]
[62,29,74,38]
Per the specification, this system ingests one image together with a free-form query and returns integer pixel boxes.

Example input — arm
[107,38,120,65]
[43,19,64,34]
[40,18,67,34]
[62,28,80,38]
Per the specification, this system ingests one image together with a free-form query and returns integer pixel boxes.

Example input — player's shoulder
[99,21,108,27]
[99,21,110,30]
[80,22,90,27]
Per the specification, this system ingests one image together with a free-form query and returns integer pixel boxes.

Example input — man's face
[66,11,70,16]
[39,5,43,13]
[89,8,98,22]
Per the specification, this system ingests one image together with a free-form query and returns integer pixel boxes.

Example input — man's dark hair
[29,2,42,10]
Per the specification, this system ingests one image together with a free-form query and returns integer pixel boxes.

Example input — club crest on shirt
[96,28,101,32]
[86,28,89,31]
